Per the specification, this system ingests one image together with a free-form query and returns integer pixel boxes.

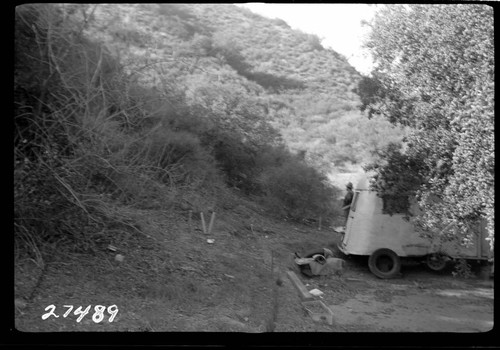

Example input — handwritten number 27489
[41,304,119,322]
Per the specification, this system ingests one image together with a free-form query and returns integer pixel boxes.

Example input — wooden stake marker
[200,211,216,235]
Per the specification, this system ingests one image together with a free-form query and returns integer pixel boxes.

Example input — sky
[236,3,378,75]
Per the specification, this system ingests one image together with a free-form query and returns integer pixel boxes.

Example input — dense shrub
[132,127,219,187]
[14,4,222,258]
[207,135,338,222]
[212,134,258,193]
[255,145,292,169]
[258,156,337,220]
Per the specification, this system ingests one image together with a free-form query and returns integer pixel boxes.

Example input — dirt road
[288,258,494,332]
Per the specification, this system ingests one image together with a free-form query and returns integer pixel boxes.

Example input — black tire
[302,249,326,259]
[426,253,448,272]
[368,248,401,279]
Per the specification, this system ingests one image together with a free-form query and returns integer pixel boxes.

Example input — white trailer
[338,174,492,278]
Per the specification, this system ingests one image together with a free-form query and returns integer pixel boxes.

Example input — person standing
[342,182,354,228]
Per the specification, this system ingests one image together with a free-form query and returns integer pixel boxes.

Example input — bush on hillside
[255,144,292,169]
[258,156,337,221]
[131,127,219,187]
[14,4,223,258]
[211,134,258,194]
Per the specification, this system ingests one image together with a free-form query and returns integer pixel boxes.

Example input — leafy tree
[361,4,494,248]
[364,142,425,215]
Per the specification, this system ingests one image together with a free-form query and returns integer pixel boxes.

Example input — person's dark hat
[346,182,353,189]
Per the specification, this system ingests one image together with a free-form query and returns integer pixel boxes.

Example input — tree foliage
[364,143,424,215]
[361,4,494,248]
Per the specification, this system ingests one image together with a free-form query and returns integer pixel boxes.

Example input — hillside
[75,3,405,171]
[14,3,408,336]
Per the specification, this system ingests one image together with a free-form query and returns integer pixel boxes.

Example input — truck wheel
[426,253,448,272]
[368,249,401,279]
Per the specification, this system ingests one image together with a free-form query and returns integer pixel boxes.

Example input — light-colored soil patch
[328,281,493,332]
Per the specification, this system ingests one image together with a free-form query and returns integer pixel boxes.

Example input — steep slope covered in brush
[15,3,404,260]
[15,2,343,259]
[79,3,404,171]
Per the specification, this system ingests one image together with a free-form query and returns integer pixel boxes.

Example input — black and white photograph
[12,2,494,346]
